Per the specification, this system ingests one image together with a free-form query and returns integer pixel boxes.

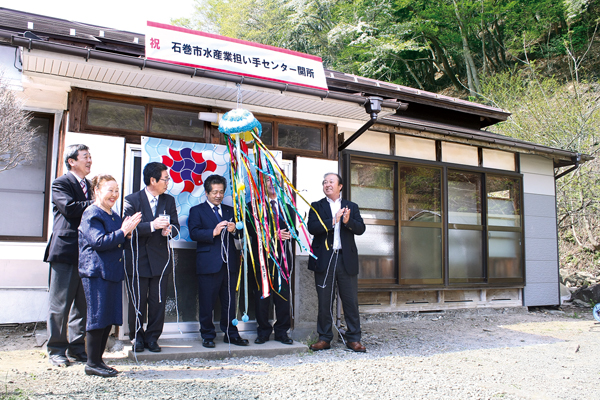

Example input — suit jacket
[123,189,180,277]
[307,197,365,275]
[44,172,93,265]
[188,201,240,275]
[78,205,126,282]
[247,200,296,283]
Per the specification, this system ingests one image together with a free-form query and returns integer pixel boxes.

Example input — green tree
[481,64,600,270]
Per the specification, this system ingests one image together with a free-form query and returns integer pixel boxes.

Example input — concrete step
[126,339,308,361]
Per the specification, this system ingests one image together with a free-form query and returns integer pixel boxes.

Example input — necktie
[150,197,157,216]
[213,206,222,222]
[80,180,88,199]
[270,200,278,218]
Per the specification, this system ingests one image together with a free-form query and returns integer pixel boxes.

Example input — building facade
[0,8,585,339]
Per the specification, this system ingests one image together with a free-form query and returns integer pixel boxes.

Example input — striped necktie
[150,197,157,216]
[80,179,88,199]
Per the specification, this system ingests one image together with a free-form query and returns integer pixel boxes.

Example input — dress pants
[253,272,291,340]
[127,275,168,344]
[314,250,361,343]
[47,262,87,356]
[197,263,241,340]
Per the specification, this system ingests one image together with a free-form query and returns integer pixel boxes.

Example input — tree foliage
[482,61,600,272]
[0,72,36,173]
[172,0,600,94]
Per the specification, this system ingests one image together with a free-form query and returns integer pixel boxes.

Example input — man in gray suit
[44,144,93,367]
[123,162,180,353]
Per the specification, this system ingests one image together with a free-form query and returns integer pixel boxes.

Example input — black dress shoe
[66,351,88,363]
[84,364,118,377]
[275,336,293,345]
[99,362,117,373]
[146,342,161,352]
[132,341,144,352]
[224,336,249,346]
[202,339,216,348]
[254,337,268,344]
[49,355,70,367]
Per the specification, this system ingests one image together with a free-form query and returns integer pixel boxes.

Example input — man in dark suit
[247,179,295,345]
[188,174,249,348]
[44,144,93,367]
[307,172,366,352]
[123,162,180,353]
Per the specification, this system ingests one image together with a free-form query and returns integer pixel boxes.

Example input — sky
[0,0,197,34]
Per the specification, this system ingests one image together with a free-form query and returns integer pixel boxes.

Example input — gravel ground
[1,305,599,399]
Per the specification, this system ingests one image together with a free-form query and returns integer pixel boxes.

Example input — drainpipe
[555,153,581,180]
[338,96,384,152]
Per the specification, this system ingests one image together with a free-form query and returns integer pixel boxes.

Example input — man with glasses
[123,162,180,353]
[188,174,249,348]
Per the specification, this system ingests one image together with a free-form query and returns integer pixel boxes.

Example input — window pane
[151,108,204,138]
[351,161,394,219]
[488,231,523,279]
[448,171,482,225]
[0,192,45,236]
[0,116,50,237]
[87,99,145,131]
[449,229,483,281]
[278,124,321,151]
[260,122,273,146]
[400,166,441,222]
[400,226,442,280]
[487,176,521,227]
[0,117,49,191]
[357,225,395,280]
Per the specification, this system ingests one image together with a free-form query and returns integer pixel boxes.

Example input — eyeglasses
[209,190,225,196]
[160,177,171,182]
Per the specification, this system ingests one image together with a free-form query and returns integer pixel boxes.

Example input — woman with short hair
[78,174,141,377]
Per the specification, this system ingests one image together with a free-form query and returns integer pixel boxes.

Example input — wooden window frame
[343,149,525,291]
[69,89,212,145]
[69,89,337,159]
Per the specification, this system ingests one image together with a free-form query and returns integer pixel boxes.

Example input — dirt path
[1,306,598,399]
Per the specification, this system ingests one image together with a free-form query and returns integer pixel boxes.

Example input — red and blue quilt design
[162,148,217,193]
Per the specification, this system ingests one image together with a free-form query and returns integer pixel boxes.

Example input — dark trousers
[314,251,361,343]
[197,264,240,340]
[127,275,168,343]
[253,272,291,340]
[47,262,87,356]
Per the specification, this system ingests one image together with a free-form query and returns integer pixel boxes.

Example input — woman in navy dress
[78,174,141,377]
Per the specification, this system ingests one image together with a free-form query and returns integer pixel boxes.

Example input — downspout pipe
[338,96,384,152]
[555,153,581,180]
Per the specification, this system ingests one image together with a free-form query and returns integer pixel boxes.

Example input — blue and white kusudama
[218,108,262,142]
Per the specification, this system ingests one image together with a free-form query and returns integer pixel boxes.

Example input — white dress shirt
[327,195,342,250]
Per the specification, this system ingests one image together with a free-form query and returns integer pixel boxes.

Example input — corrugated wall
[521,155,560,306]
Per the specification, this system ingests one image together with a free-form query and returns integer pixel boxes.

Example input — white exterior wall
[521,154,560,306]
